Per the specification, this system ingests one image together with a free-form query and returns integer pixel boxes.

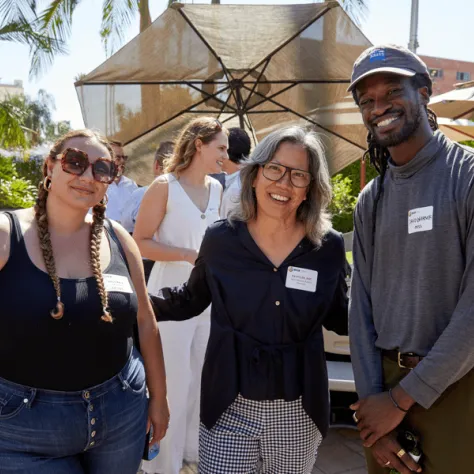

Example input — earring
[101,194,109,205]
[43,177,52,191]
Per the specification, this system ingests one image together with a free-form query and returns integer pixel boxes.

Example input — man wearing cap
[348,44,474,474]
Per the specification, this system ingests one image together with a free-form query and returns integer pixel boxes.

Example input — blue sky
[0,0,472,129]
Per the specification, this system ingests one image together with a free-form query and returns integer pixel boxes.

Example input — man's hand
[350,387,414,447]
[370,432,422,473]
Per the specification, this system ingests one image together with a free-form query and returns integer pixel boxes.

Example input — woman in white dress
[134,117,229,474]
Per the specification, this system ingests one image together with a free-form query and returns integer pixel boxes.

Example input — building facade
[420,55,474,96]
[0,80,24,101]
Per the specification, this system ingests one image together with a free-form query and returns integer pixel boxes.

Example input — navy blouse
[150,219,348,437]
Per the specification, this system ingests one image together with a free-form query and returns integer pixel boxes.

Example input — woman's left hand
[147,395,170,445]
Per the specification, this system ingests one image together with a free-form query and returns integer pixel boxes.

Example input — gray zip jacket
[349,131,474,409]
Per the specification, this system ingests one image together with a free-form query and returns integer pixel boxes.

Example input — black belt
[383,350,424,370]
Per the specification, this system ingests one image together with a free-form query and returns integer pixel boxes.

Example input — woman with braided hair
[0,129,168,473]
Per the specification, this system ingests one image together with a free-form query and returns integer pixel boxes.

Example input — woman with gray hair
[150,126,348,473]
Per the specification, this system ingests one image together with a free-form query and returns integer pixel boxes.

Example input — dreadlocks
[354,74,439,244]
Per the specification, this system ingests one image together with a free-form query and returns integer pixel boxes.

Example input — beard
[369,101,423,148]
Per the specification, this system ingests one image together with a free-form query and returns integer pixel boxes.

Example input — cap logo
[369,49,385,62]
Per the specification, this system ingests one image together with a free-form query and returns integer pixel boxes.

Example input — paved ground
[176,427,368,474]
[313,428,368,474]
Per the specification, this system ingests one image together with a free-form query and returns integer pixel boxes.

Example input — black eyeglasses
[56,148,118,184]
[262,162,313,188]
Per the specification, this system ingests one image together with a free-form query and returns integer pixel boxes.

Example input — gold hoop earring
[43,177,52,191]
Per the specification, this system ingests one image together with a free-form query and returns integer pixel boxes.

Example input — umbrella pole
[360,157,366,190]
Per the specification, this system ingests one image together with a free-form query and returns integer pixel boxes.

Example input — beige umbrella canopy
[75,2,372,185]
[429,81,474,121]
[310,96,474,142]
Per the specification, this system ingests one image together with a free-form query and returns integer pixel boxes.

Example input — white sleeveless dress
[142,174,222,474]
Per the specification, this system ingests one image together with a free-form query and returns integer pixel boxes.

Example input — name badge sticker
[103,274,133,294]
[285,266,318,293]
[408,206,433,234]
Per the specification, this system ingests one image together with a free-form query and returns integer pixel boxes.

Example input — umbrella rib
[238,4,332,84]
[443,124,474,140]
[245,83,298,113]
[454,105,474,121]
[177,8,236,84]
[186,82,238,113]
[217,85,235,119]
[241,84,365,150]
[243,58,271,110]
[122,84,233,146]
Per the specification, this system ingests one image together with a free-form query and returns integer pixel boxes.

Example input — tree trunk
[139,0,152,32]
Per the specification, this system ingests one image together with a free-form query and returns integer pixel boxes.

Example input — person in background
[0,129,168,473]
[122,141,174,283]
[134,117,228,474]
[149,126,348,473]
[220,127,251,218]
[122,141,174,234]
[106,139,138,223]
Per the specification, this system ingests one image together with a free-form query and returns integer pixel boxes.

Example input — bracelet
[389,388,409,413]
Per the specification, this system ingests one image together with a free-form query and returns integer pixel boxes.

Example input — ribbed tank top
[0,212,138,390]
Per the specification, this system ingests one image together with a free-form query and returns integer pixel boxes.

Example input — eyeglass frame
[261,162,313,188]
[54,148,119,184]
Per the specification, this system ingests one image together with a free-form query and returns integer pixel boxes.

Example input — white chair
[324,231,356,393]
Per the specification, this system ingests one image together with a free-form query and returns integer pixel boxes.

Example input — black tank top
[0,212,138,390]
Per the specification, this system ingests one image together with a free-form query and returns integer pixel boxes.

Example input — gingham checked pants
[199,394,322,474]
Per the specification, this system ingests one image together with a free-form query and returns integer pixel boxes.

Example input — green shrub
[329,174,357,233]
[15,157,43,188]
[0,155,37,209]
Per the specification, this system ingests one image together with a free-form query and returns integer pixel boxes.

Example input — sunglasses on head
[55,148,118,184]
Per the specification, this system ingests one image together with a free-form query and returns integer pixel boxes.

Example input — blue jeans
[0,349,148,473]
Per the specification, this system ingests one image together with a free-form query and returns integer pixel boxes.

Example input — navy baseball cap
[348,44,432,95]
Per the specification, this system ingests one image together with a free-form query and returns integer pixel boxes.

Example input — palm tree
[36,0,152,57]
[0,1,66,78]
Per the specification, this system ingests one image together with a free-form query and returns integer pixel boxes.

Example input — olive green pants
[365,356,474,474]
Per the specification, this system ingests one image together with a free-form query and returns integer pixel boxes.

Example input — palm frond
[100,0,137,56]
[37,0,80,47]
[0,101,28,149]
[339,0,369,26]
[0,0,37,25]
[0,18,67,79]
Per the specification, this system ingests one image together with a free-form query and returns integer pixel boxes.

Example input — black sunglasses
[55,148,118,184]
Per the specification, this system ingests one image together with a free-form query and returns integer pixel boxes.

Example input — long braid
[91,199,113,323]
[35,128,116,323]
[34,177,65,319]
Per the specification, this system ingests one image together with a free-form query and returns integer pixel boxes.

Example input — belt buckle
[397,352,412,370]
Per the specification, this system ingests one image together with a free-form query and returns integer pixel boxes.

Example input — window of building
[429,68,443,79]
[456,72,471,81]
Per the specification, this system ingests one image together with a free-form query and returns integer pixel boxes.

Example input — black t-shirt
[0,212,138,390]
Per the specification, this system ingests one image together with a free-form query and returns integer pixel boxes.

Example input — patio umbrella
[75,2,372,185]
[310,96,474,141]
[429,81,474,121]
